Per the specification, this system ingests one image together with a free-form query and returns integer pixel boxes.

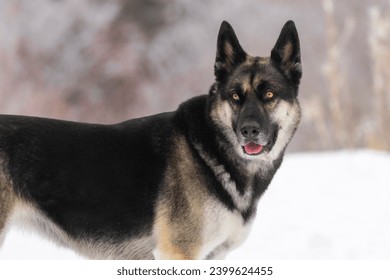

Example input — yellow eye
[264,91,274,100]
[232,93,240,101]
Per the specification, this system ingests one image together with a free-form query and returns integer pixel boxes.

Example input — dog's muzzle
[238,121,277,156]
[240,121,263,155]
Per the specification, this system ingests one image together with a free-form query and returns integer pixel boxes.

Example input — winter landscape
[1,149,389,260]
[0,0,389,264]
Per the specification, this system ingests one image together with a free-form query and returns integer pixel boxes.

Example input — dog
[0,20,301,259]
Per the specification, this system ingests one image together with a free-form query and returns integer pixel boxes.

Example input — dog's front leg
[153,246,190,260]
[153,214,202,260]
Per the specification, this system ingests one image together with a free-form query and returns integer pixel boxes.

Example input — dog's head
[208,21,302,162]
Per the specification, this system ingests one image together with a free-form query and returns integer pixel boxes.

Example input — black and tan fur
[0,20,302,259]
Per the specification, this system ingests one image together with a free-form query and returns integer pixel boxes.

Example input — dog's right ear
[214,21,247,82]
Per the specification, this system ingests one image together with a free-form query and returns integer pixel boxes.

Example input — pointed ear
[214,21,247,81]
[271,20,302,85]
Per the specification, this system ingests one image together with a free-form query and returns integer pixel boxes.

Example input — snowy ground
[0,150,389,260]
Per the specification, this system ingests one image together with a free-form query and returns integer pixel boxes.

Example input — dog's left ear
[271,20,302,86]
[214,21,247,82]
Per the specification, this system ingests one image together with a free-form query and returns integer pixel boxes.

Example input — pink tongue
[244,143,263,155]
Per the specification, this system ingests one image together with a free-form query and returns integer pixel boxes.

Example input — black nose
[240,121,260,139]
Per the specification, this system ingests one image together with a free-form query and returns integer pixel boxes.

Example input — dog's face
[209,21,302,162]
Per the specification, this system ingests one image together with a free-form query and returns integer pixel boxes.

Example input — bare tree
[322,0,355,148]
[369,7,390,150]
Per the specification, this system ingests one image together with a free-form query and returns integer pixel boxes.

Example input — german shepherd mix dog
[0,20,301,259]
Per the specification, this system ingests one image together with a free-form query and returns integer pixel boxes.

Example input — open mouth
[243,143,263,155]
[242,130,278,156]
[240,128,278,156]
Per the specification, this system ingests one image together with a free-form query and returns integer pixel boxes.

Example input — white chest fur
[199,199,254,260]
[193,144,257,259]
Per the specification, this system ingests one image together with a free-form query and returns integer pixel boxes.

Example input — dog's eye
[232,93,240,101]
[264,91,274,101]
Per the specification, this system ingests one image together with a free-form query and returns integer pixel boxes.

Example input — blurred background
[0,0,390,153]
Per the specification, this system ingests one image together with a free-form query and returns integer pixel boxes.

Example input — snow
[0,150,389,260]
